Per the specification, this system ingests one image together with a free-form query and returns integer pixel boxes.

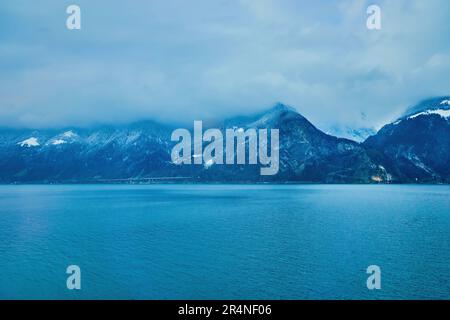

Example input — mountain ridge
[364,97,450,183]
[0,98,449,183]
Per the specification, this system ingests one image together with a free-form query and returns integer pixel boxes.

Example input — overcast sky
[0,0,449,130]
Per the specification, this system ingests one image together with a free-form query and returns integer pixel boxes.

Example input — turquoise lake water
[0,184,449,299]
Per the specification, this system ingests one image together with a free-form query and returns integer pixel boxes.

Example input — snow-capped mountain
[364,97,450,183]
[0,97,448,183]
[327,125,376,143]
[0,121,174,182]
[401,96,450,119]
[0,103,389,183]
[208,103,389,183]
[18,137,40,147]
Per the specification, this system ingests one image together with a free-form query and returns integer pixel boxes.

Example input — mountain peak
[223,102,302,129]
[245,103,303,128]
[269,102,297,113]
[401,96,450,119]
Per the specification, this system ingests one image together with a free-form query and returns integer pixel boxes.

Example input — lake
[0,184,449,299]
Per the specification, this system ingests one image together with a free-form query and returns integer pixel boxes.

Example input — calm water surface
[0,184,449,299]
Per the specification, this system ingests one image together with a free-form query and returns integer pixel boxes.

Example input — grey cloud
[0,0,449,131]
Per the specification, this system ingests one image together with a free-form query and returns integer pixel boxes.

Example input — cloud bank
[0,0,449,131]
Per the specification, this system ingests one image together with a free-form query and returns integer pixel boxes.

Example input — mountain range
[0,96,449,184]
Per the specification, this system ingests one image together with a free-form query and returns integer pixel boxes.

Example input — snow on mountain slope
[401,96,450,118]
[408,108,450,120]
[51,139,67,145]
[364,97,450,183]
[1,98,449,183]
[327,126,376,143]
[18,137,40,147]
[0,104,390,183]
[391,97,450,125]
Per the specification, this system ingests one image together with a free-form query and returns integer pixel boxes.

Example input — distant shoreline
[1,181,449,186]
